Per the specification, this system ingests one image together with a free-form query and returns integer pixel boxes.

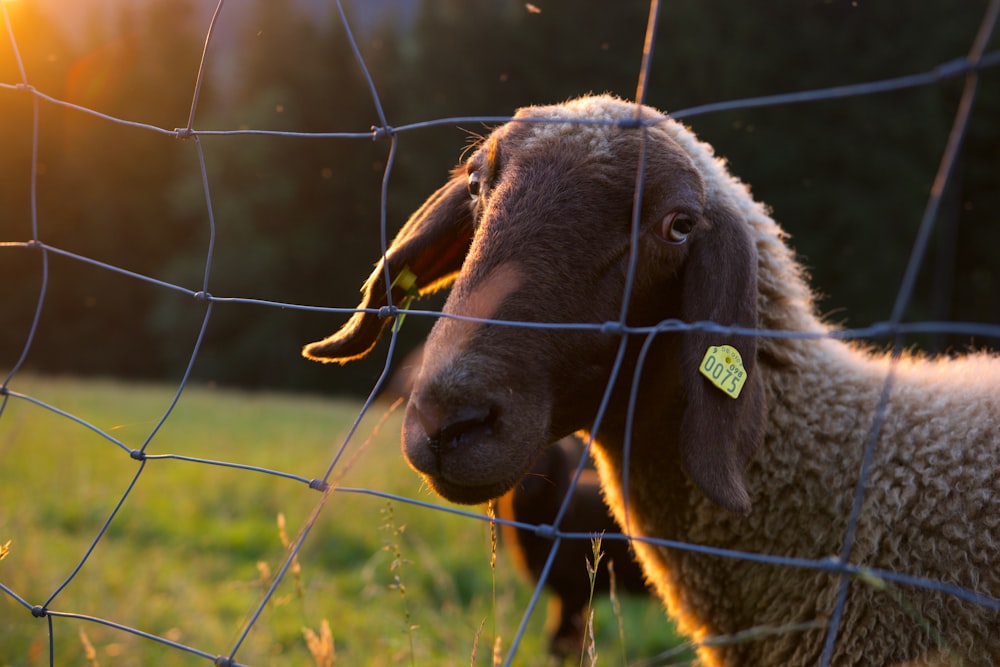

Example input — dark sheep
[496,435,649,660]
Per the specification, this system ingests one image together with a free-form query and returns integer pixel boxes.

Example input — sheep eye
[661,212,695,244]
[467,170,482,201]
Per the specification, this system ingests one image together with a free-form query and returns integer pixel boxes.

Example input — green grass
[0,375,686,666]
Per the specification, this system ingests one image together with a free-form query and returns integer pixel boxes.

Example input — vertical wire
[184,0,226,133]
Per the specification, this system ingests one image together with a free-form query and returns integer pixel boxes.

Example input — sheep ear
[678,201,765,514]
[303,169,474,364]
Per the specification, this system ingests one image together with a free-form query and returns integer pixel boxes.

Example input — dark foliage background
[2,0,997,396]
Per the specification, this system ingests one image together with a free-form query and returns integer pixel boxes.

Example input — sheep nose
[410,400,495,453]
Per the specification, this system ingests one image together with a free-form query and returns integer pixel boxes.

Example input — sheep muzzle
[402,389,550,504]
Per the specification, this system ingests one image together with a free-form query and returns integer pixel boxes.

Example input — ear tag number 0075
[699,345,748,399]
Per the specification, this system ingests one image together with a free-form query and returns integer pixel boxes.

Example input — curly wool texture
[639,346,1000,666]
[578,99,1000,666]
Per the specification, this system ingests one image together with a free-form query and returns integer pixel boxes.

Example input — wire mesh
[2,1,999,665]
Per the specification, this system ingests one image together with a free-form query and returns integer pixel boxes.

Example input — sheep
[303,95,1000,666]
[495,434,650,661]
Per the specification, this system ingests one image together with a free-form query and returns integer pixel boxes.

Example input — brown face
[398,102,707,504]
[304,96,764,513]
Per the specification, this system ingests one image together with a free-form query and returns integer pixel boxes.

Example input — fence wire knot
[30,605,47,618]
[130,449,146,461]
[600,321,626,335]
[533,523,557,540]
[371,124,394,141]
[308,478,329,492]
[613,116,644,130]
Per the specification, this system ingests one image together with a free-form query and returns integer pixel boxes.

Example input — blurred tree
[2,0,996,392]
[2,0,210,377]
[0,0,74,371]
[643,1,999,346]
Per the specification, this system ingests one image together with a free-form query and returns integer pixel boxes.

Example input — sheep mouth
[431,406,499,453]
[404,431,535,506]
[420,472,522,506]
[402,397,546,505]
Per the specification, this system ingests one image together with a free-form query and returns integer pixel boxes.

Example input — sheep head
[305,95,766,513]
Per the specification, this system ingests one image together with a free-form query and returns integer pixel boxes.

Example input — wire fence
[2,0,999,665]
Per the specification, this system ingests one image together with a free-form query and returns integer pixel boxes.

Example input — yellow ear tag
[390,265,419,301]
[389,265,421,327]
[699,345,748,399]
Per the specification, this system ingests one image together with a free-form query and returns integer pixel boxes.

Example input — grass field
[0,375,688,666]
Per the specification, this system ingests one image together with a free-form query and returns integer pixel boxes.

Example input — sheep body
[598,339,1000,665]
[304,95,1000,666]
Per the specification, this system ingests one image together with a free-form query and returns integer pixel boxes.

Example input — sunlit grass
[0,375,682,666]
